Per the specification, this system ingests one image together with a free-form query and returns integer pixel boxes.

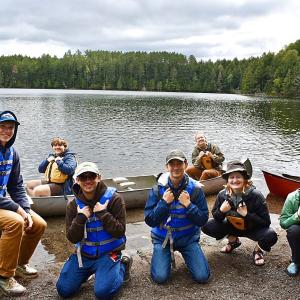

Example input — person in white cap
[56,162,132,299]
[145,149,210,284]
[0,111,47,297]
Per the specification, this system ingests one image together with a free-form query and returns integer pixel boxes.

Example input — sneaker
[15,265,38,279]
[121,253,133,283]
[0,277,26,296]
[287,262,299,276]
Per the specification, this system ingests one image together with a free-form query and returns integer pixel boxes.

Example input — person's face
[76,172,100,194]
[195,134,207,149]
[0,121,15,146]
[167,159,187,181]
[52,143,66,156]
[227,172,246,193]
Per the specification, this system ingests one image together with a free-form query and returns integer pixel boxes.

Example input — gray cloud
[0,0,298,59]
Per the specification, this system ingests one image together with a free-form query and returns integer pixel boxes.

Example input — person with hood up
[202,160,277,266]
[144,149,210,284]
[56,162,132,299]
[0,111,47,297]
[26,137,77,197]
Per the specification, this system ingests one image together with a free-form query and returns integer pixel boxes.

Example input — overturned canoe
[262,170,300,198]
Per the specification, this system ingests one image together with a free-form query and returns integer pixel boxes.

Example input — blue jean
[151,234,210,283]
[56,253,125,299]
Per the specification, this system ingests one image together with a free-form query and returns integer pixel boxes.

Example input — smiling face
[227,171,246,193]
[166,159,187,182]
[0,121,15,147]
[195,133,207,149]
[52,143,66,156]
[76,172,101,196]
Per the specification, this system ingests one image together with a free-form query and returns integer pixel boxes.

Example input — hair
[225,171,252,194]
[194,131,207,141]
[51,137,68,148]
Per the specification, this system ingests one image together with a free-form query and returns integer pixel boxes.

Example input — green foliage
[0,39,300,97]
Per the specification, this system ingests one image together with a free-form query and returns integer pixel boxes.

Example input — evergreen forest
[0,39,300,98]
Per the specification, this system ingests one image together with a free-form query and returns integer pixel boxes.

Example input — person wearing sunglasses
[56,162,132,299]
[26,137,77,197]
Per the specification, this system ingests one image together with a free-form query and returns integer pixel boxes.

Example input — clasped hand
[77,200,109,218]
[163,188,191,207]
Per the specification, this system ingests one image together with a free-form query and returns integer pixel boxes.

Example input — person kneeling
[56,162,132,299]
[202,161,277,266]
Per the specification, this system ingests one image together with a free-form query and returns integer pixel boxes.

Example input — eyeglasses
[78,172,98,182]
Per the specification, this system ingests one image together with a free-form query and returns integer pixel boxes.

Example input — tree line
[0,40,300,98]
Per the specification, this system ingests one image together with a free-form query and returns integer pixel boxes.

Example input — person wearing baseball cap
[144,149,210,284]
[56,161,132,299]
[0,111,47,296]
[202,160,277,266]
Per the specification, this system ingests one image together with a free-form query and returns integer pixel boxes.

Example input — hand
[47,156,55,162]
[220,200,231,213]
[77,205,92,218]
[55,156,63,161]
[163,188,174,204]
[93,200,109,213]
[178,190,191,208]
[198,151,205,158]
[206,151,213,158]
[24,213,33,232]
[237,202,248,217]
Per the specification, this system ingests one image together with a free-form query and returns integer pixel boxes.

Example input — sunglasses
[78,172,98,182]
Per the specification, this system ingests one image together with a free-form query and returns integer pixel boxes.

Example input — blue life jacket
[0,147,14,197]
[75,187,126,259]
[151,177,199,241]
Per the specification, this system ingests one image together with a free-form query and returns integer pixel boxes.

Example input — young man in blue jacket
[144,149,210,284]
[0,111,47,297]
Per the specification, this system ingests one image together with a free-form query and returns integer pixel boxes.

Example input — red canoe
[262,170,300,198]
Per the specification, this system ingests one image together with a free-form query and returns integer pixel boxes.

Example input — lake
[0,88,299,196]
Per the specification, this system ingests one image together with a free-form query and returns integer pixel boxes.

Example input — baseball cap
[0,111,20,125]
[166,149,187,164]
[74,162,100,178]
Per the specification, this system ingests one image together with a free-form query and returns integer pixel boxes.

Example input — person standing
[186,132,224,180]
[0,111,47,296]
[56,162,132,299]
[280,189,300,276]
[144,149,210,284]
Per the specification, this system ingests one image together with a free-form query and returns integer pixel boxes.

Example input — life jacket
[75,187,126,267]
[45,160,68,184]
[151,177,199,241]
[0,147,14,197]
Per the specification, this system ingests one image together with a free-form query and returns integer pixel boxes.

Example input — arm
[5,150,30,213]
[184,186,208,226]
[95,193,126,238]
[280,192,300,229]
[144,186,170,227]
[244,191,271,228]
[38,157,50,173]
[65,199,87,244]
[191,147,200,165]
[211,191,227,222]
[56,153,77,176]
[210,143,225,166]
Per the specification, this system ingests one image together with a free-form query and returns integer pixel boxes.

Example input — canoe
[29,158,252,217]
[262,170,300,198]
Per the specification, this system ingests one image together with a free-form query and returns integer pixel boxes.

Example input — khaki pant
[0,209,47,277]
[186,165,221,181]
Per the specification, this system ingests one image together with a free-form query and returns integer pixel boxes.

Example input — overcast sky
[1,0,299,61]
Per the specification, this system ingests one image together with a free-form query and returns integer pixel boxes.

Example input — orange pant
[0,209,47,277]
[186,165,221,181]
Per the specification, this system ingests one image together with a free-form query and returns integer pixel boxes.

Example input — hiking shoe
[287,262,299,276]
[121,253,133,283]
[15,264,38,279]
[0,277,26,296]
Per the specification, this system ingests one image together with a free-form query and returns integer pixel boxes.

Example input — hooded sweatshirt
[65,180,126,256]
[0,111,30,213]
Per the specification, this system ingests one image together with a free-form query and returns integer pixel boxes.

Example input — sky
[1,0,299,61]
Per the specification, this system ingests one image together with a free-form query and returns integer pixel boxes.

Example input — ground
[2,196,298,300]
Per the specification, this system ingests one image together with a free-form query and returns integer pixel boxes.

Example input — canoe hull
[262,170,300,198]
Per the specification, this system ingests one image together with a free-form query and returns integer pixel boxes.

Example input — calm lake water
[0,88,299,196]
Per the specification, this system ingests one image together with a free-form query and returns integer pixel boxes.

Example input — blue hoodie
[0,111,30,213]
